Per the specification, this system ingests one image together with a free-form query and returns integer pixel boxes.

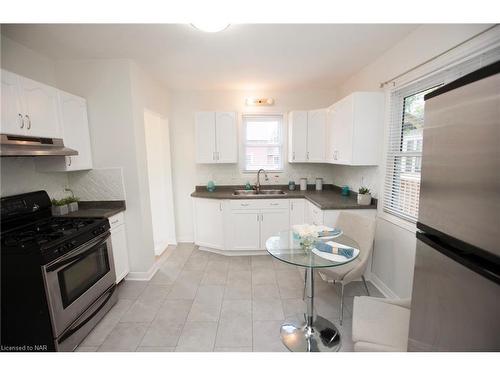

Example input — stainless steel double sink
[232,189,286,196]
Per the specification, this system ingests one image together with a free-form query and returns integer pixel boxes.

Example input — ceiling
[1,24,418,90]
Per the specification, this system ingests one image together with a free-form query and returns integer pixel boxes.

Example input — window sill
[241,170,284,174]
[376,209,417,234]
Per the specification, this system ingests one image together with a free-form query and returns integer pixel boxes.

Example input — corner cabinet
[195,111,237,164]
[36,91,93,172]
[288,109,326,163]
[327,92,384,165]
[193,198,226,250]
[1,69,61,138]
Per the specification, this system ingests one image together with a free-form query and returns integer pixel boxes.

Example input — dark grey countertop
[56,200,126,218]
[191,185,377,210]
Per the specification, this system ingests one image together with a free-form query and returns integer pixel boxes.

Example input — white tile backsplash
[68,168,126,201]
[195,163,379,197]
[0,158,68,199]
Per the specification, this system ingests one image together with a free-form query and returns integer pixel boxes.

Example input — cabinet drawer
[230,199,289,210]
[108,212,125,230]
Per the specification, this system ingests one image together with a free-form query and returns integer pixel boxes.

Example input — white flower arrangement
[292,224,331,251]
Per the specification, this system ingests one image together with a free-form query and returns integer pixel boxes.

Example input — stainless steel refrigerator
[408,61,500,351]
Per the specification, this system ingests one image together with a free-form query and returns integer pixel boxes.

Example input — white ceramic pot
[357,193,372,206]
[51,205,69,216]
[68,202,78,212]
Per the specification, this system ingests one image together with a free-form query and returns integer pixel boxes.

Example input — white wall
[337,24,494,298]
[54,59,163,275]
[169,89,342,241]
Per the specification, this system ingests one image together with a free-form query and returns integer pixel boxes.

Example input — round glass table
[265,230,360,352]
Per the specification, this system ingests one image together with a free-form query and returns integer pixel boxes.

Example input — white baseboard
[176,235,194,242]
[125,257,162,281]
[198,246,267,257]
[368,272,399,299]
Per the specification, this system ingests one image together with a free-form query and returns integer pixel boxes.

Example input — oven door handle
[57,284,116,345]
[46,232,111,272]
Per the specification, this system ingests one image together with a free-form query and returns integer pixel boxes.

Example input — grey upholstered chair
[352,296,411,351]
[318,211,376,325]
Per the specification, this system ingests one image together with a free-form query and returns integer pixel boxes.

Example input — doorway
[144,110,177,255]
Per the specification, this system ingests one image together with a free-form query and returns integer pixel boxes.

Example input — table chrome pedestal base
[280,315,341,352]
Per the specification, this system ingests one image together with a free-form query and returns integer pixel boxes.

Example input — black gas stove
[1,191,109,264]
[1,190,117,352]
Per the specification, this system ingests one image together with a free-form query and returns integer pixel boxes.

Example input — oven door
[42,231,116,338]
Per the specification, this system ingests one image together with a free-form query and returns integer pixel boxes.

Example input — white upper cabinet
[195,111,237,164]
[1,70,25,135]
[288,111,308,162]
[288,109,327,163]
[195,111,217,163]
[306,109,327,162]
[19,76,61,138]
[327,92,384,165]
[215,112,237,163]
[36,91,93,172]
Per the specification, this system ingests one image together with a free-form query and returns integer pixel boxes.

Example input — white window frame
[379,44,500,231]
[241,113,284,173]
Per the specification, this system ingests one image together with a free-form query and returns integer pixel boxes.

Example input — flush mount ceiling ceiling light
[191,22,230,33]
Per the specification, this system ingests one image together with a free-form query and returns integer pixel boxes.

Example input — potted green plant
[51,198,69,216]
[357,186,372,205]
[65,196,80,212]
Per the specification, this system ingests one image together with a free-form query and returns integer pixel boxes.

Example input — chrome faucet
[255,169,268,193]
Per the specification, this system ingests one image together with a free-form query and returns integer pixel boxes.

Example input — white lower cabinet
[226,210,261,251]
[193,198,225,250]
[260,209,290,250]
[290,199,305,226]
[192,197,376,253]
[109,212,129,283]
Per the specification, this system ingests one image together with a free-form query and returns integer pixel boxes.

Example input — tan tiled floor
[76,243,383,352]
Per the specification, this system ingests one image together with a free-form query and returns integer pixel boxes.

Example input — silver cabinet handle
[67,156,72,166]
[25,115,31,130]
[241,203,250,207]
[261,213,264,221]
[270,203,279,206]
[307,151,309,160]
[219,202,223,211]
[292,151,295,160]
[18,113,24,128]
[216,151,220,161]
[213,151,216,161]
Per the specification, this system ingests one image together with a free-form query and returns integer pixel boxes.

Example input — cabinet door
[326,106,336,162]
[1,70,26,136]
[331,96,353,164]
[215,112,237,163]
[260,209,290,250]
[59,92,93,170]
[20,77,61,138]
[194,198,225,249]
[307,109,326,162]
[290,199,305,226]
[306,201,324,225]
[111,224,130,283]
[195,111,217,163]
[227,210,261,251]
[288,111,308,162]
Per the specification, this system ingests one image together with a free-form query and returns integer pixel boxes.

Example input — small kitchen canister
[288,181,296,191]
[315,178,323,191]
[299,178,308,191]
